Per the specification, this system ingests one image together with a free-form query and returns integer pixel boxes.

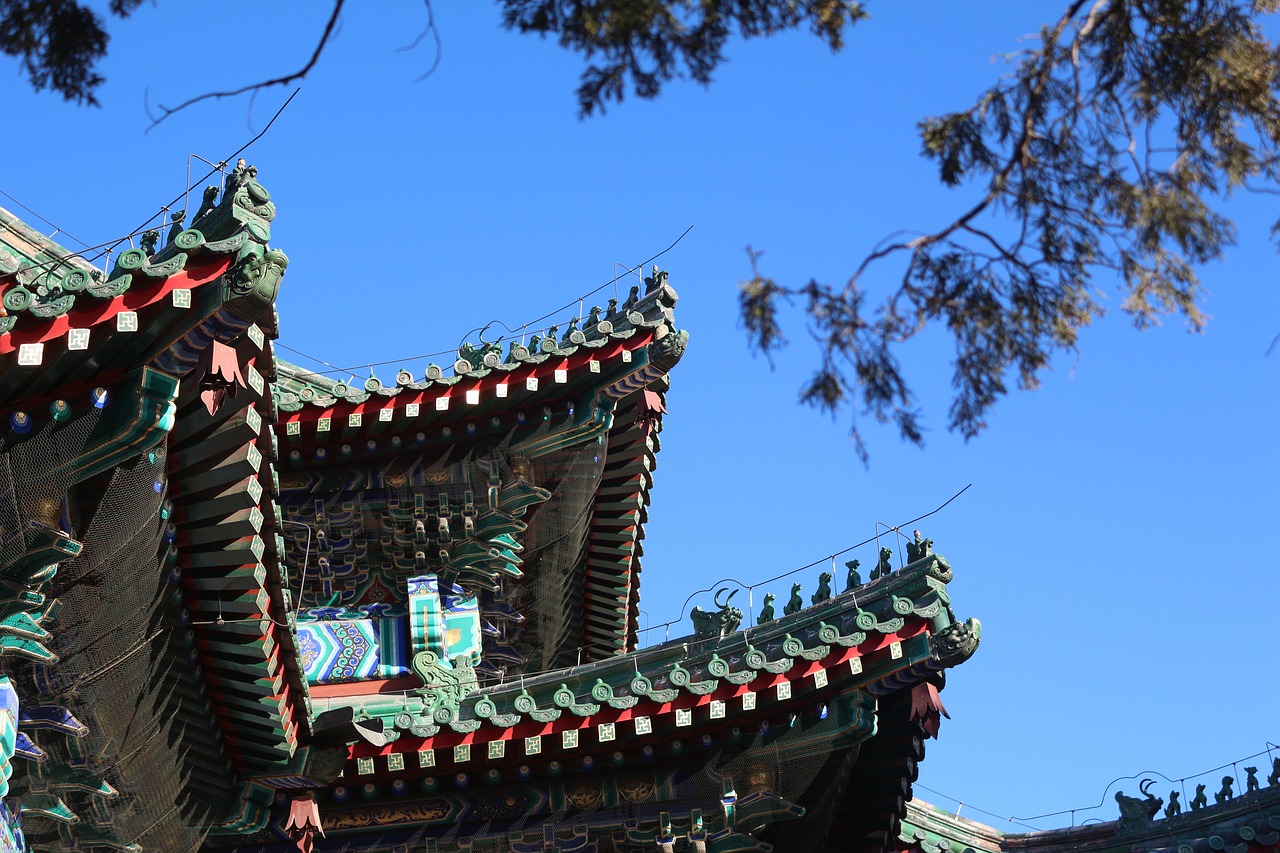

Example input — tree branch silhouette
[144,0,346,130]
[741,0,1280,462]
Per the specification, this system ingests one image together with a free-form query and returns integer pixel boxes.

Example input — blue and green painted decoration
[408,575,482,666]
[297,575,482,685]
[0,678,16,798]
[297,613,408,685]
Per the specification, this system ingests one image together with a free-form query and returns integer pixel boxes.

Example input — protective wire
[0,405,233,852]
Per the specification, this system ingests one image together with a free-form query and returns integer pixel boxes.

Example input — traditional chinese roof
[215,552,979,851]
[340,552,966,751]
[896,782,1280,853]
[0,165,307,852]
[0,173,285,405]
[272,280,686,669]
[272,281,681,450]
[0,170,1000,853]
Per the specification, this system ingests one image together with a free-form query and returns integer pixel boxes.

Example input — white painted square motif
[16,344,42,366]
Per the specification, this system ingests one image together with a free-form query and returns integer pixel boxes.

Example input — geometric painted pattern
[0,679,15,799]
[0,801,21,853]
[408,576,447,659]
[408,575,482,665]
[297,617,408,685]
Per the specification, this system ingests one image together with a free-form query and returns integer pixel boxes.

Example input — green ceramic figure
[871,547,893,580]
[844,559,861,592]
[193,185,219,222]
[1190,784,1207,810]
[905,530,934,563]
[140,230,159,258]
[166,209,186,246]
[1114,780,1162,832]
[757,594,775,625]
[690,588,743,639]
[812,572,832,605]
[783,583,803,616]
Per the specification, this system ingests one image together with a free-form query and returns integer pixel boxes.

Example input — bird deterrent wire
[275,224,695,378]
[636,483,972,641]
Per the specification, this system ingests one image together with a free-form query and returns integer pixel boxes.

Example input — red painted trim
[348,618,933,766]
[0,255,232,353]
[309,675,421,698]
[278,331,655,426]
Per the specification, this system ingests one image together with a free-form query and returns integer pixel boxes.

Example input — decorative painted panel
[297,616,408,685]
[408,575,482,664]
[0,679,15,799]
[0,801,23,853]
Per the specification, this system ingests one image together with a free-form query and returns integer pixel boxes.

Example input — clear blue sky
[4,0,1277,833]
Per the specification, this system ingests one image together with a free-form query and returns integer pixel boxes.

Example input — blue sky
[4,0,1277,833]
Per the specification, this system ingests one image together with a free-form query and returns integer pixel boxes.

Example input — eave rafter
[168,330,311,774]
[332,556,974,779]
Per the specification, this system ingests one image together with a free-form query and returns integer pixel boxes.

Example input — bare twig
[146,0,345,130]
[401,0,443,82]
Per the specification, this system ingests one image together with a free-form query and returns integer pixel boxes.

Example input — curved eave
[351,618,931,779]
[0,253,231,351]
[899,800,1005,853]
[169,335,311,773]
[274,330,659,449]
[341,556,974,779]
[580,377,668,659]
[998,787,1280,853]
[899,787,1280,853]
[0,254,233,402]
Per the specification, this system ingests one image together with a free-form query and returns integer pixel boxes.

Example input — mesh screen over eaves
[209,719,859,852]
[0,408,234,853]
[277,421,609,679]
[511,437,607,673]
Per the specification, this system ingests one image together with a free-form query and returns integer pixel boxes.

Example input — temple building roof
[0,167,284,404]
[898,780,1280,853]
[0,165,299,851]
[271,277,686,670]
[0,168,995,853]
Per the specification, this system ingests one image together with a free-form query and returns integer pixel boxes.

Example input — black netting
[0,405,105,567]
[513,437,607,672]
[278,421,608,680]
[208,714,859,852]
[0,404,233,853]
